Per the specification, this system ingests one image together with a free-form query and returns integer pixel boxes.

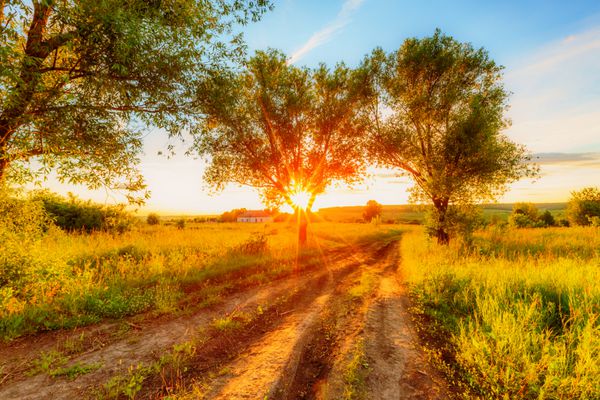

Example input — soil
[0,235,451,400]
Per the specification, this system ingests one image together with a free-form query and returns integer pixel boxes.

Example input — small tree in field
[567,187,600,226]
[194,50,373,244]
[363,200,383,222]
[146,213,160,226]
[368,30,537,244]
[0,0,270,202]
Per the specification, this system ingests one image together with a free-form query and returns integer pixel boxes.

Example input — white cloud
[287,0,365,65]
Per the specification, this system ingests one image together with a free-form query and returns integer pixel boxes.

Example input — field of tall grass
[0,219,387,340]
[402,226,600,399]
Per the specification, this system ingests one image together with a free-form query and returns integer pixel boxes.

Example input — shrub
[175,218,185,229]
[32,191,132,233]
[235,233,268,255]
[509,213,535,228]
[567,187,600,226]
[146,213,160,225]
[0,189,51,287]
[507,203,559,228]
[539,210,556,227]
[362,200,382,222]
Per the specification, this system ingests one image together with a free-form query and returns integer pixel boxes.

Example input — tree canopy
[567,187,600,226]
[0,0,270,203]
[194,49,374,210]
[368,30,537,243]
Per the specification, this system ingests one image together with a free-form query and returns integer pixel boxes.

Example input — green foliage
[32,191,133,233]
[567,187,600,226]
[0,187,51,288]
[368,30,537,243]
[362,200,382,222]
[49,362,102,380]
[194,49,374,209]
[0,0,271,201]
[509,203,557,228]
[540,210,556,227]
[146,213,160,225]
[425,205,483,247]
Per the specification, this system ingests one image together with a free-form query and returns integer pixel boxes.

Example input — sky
[46,0,600,214]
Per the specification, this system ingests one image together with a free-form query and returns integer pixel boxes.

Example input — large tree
[368,30,537,244]
[0,0,270,202]
[194,49,374,243]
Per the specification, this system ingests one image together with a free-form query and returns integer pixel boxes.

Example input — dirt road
[0,235,449,399]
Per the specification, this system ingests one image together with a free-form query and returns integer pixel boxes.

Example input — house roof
[238,210,272,218]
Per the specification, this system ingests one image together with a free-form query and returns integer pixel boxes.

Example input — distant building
[237,210,273,223]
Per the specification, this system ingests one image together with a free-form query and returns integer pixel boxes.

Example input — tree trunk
[435,226,450,245]
[433,197,450,245]
[298,216,308,246]
[0,145,7,183]
[297,193,316,247]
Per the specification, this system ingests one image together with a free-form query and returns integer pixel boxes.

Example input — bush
[363,200,382,222]
[175,218,185,230]
[539,210,556,227]
[235,233,268,255]
[567,187,600,226]
[32,191,133,233]
[0,189,51,287]
[146,213,160,225]
[508,203,555,228]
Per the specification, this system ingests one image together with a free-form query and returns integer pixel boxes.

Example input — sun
[290,190,312,210]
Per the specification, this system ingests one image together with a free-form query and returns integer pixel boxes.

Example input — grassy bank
[402,226,600,399]
[0,221,389,340]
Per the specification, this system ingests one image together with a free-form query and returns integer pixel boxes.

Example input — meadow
[317,203,567,224]
[402,226,600,399]
[0,220,385,340]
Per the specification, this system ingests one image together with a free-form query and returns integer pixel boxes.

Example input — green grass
[317,203,567,223]
[0,221,392,340]
[402,226,600,399]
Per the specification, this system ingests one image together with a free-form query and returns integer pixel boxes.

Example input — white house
[237,210,273,223]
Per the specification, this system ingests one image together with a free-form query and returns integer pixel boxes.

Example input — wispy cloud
[532,152,600,167]
[287,0,365,65]
[505,26,600,153]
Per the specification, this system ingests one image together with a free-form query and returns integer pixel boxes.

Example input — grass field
[2,214,599,399]
[0,221,387,340]
[317,203,568,223]
[402,226,600,399]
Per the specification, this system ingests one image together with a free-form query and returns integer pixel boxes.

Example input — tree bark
[297,193,316,247]
[298,215,308,246]
[0,1,53,173]
[433,197,450,245]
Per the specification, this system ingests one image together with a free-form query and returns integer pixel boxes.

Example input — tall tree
[0,0,270,202]
[368,30,537,244]
[194,49,373,243]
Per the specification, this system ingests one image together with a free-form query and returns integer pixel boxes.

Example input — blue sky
[48,0,600,213]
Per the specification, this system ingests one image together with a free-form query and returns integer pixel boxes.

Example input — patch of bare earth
[0,243,371,400]
[0,235,451,400]
[363,251,449,400]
